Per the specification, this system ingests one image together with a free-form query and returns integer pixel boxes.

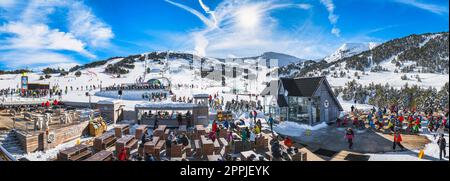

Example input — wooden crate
[194,140,201,158]
[114,124,130,138]
[171,144,183,158]
[93,132,116,152]
[219,129,228,138]
[240,150,258,161]
[135,125,148,139]
[154,140,165,160]
[143,137,160,156]
[58,144,90,161]
[153,125,167,137]
[115,135,138,157]
[84,150,113,161]
[200,135,214,156]
[213,139,221,154]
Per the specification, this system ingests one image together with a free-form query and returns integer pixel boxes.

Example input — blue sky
[0,0,448,69]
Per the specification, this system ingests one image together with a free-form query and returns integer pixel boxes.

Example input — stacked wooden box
[218,138,230,155]
[135,125,148,139]
[219,129,228,138]
[233,139,243,153]
[58,144,92,161]
[200,135,214,156]
[182,140,192,157]
[193,140,201,158]
[143,137,160,156]
[213,139,221,154]
[194,125,206,140]
[255,135,268,150]
[93,132,116,152]
[114,124,130,138]
[170,144,183,158]
[153,125,167,137]
[240,150,258,161]
[154,140,165,160]
[163,129,170,140]
[115,135,138,158]
[84,150,113,161]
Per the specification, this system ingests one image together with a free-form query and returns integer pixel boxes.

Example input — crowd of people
[337,104,448,159]
[103,83,166,91]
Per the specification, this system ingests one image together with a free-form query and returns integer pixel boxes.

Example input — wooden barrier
[114,124,130,138]
[200,135,214,156]
[143,137,160,156]
[115,135,137,158]
[135,125,148,139]
[93,132,116,152]
[153,125,167,137]
[58,144,92,161]
[84,150,113,161]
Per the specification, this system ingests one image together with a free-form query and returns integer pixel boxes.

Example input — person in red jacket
[53,99,59,106]
[284,136,293,148]
[393,131,405,151]
[41,102,45,107]
[118,147,127,161]
[212,120,218,133]
[45,101,50,108]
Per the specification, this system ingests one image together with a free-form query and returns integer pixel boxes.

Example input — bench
[182,140,192,157]
[115,135,138,158]
[114,124,130,138]
[153,125,167,137]
[58,144,90,161]
[93,132,116,152]
[68,150,93,161]
[135,125,148,139]
[84,150,113,161]
[213,139,221,155]
[154,139,165,160]
[194,140,201,158]
[200,135,214,156]
[143,136,160,156]
[171,144,183,158]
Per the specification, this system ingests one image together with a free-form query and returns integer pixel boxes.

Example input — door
[324,108,329,123]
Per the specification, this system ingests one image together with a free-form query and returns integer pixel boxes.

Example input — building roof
[261,77,324,97]
[281,77,324,97]
[260,76,343,111]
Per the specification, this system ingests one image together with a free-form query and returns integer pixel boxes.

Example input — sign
[324,100,329,108]
[47,132,55,143]
[21,76,28,90]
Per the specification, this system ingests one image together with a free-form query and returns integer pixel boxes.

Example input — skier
[345,128,354,149]
[393,131,405,151]
[268,115,274,133]
[437,134,447,160]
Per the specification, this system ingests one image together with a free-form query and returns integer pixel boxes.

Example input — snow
[325,43,373,63]
[135,101,197,109]
[368,132,449,161]
[273,121,328,137]
[15,137,92,161]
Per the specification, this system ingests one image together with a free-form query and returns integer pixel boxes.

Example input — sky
[0,0,448,69]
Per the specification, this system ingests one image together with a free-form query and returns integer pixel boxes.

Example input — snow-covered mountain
[324,42,379,63]
[259,52,304,66]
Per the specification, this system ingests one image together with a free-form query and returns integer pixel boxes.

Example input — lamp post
[86,92,92,109]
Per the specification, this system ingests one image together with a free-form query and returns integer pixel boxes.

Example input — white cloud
[0,22,94,58]
[0,50,77,69]
[0,0,114,68]
[320,0,340,37]
[394,0,448,15]
[68,2,114,47]
[165,0,327,58]
[0,0,15,8]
